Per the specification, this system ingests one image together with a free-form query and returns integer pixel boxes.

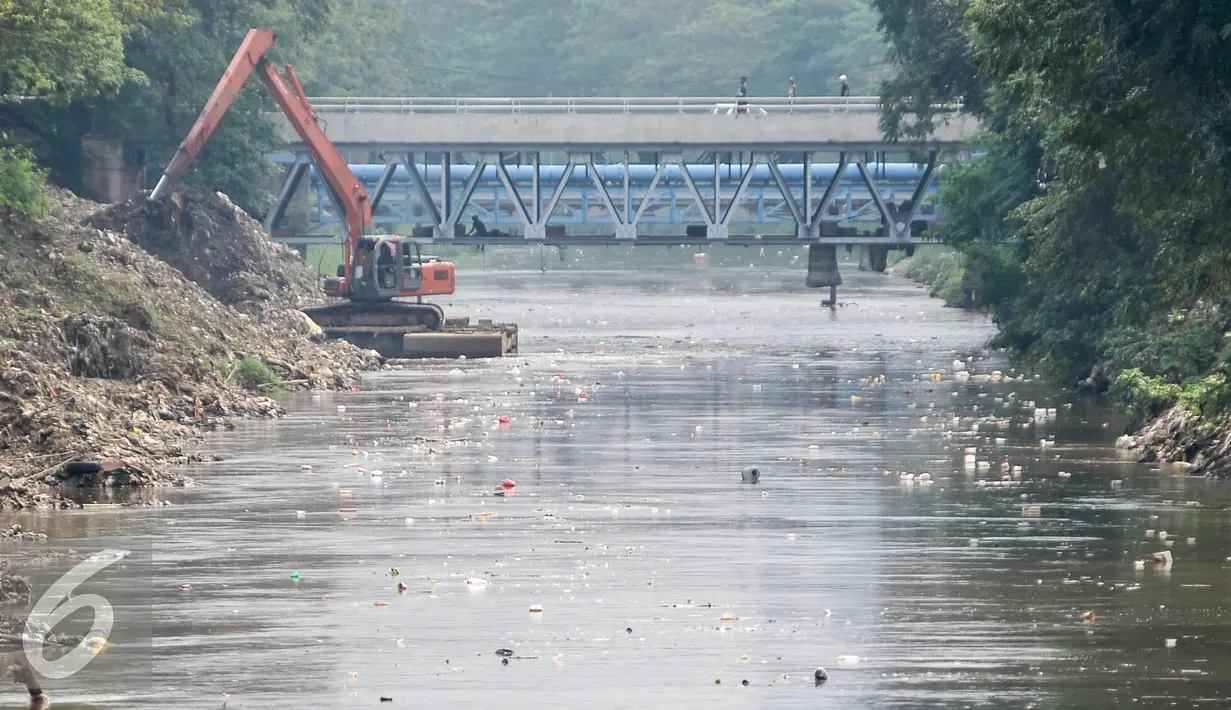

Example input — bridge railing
[304,95,963,115]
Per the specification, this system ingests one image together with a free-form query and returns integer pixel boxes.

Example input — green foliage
[876,0,1231,425]
[871,0,982,139]
[1111,369,1182,430]
[0,144,49,217]
[901,247,970,308]
[1113,366,1231,429]
[0,0,187,103]
[0,0,329,215]
[234,355,280,390]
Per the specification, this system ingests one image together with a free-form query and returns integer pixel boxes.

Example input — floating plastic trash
[300,464,312,472]
[837,655,860,665]
[466,577,489,587]
[290,571,301,582]
[741,467,760,484]
[1165,638,1177,648]
[529,604,543,613]
[296,510,307,519]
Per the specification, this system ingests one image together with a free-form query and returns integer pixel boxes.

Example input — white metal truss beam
[721,158,760,225]
[573,152,623,229]
[631,163,669,227]
[672,155,714,225]
[402,153,444,228]
[765,155,806,228]
[264,154,310,235]
[539,156,577,232]
[369,158,399,213]
[853,157,900,238]
[899,151,939,235]
[809,152,850,235]
[491,152,532,225]
[442,156,488,237]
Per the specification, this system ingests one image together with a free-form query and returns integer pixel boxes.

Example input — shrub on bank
[901,247,972,308]
[0,145,50,218]
[235,355,281,390]
[1112,365,1231,431]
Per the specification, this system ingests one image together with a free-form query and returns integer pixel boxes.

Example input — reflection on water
[4,265,1231,709]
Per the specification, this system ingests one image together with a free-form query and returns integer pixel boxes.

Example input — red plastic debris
[501,478,516,489]
[498,415,511,424]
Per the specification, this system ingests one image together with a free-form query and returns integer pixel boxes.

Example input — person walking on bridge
[737,76,749,114]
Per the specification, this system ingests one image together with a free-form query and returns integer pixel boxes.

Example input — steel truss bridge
[264,96,978,248]
[267,156,944,246]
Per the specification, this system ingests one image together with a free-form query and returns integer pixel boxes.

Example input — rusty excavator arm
[149,29,370,281]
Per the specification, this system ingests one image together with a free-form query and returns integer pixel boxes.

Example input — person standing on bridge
[737,76,749,114]
[838,74,850,109]
[787,76,797,113]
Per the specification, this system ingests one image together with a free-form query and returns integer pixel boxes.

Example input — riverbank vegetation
[875,0,1231,445]
[891,246,970,308]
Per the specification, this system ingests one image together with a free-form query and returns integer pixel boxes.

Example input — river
[6,261,1231,709]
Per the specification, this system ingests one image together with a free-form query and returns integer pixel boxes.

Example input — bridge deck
[275,96,978,152]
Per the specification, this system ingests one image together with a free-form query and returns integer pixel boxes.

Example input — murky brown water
[6,261,1231,709]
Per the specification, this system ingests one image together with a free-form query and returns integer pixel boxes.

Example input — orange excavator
[149,28,455,336]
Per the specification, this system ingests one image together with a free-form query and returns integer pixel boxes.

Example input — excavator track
[303,300,446,358]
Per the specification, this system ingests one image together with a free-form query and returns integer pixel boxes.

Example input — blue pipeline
[268,156,936,186]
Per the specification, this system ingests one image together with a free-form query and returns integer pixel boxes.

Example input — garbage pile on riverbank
[0,188,382,510]
[88,187,321,317]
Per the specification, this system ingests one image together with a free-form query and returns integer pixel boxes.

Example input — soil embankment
[1120,406,1231,478]
[0,187,381,510]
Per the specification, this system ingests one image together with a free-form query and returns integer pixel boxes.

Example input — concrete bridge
[273,96,977,153]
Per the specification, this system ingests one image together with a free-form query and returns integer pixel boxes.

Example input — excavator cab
[347,236,408,301]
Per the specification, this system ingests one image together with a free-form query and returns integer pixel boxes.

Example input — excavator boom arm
[150,29,276,201]
[149,29,371,252]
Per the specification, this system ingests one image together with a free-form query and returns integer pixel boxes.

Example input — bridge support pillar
[807,244,842,288]
[857,245,889,273]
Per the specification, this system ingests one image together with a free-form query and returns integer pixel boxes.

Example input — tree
[0,0,188,104]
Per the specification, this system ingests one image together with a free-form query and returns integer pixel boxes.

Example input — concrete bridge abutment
[857,245,890,273]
